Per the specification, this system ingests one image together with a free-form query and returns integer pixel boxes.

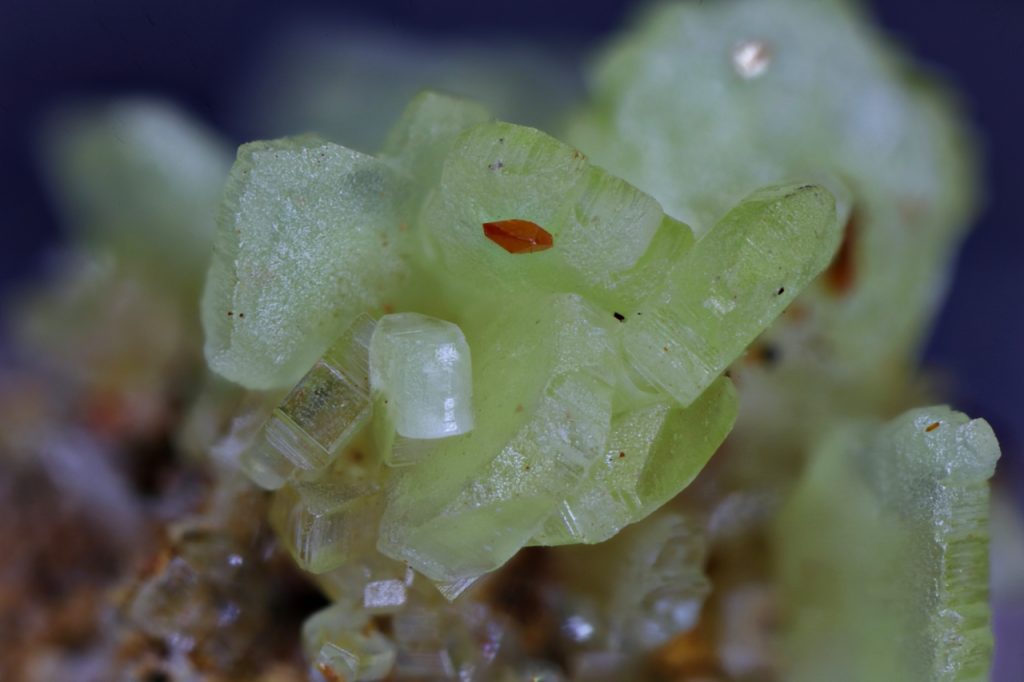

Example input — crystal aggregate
[0,0,1004,680]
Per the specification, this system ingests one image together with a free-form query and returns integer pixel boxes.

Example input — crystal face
[244,315,375,481]
[201,137,403,389]
[369,313,474,443]
[777,407,1000,681]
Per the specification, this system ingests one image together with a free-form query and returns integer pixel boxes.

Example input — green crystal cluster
[202,91,841,594]
[8,0,1003,680]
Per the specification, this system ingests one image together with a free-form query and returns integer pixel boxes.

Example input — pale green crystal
[378,294,617,589]
[303,603,396,681]
[623,183,839,405]
[419,121,689,312]
[369,313,474,467]
[270,450,384,574]
[776,407,999,681]
[43,99,231,286]
[569,0,977,392]
[201,136,403,389]
[534,376,737,546]
[380,91,492,214]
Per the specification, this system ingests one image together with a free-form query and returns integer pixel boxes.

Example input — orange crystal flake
[482,219,554,254]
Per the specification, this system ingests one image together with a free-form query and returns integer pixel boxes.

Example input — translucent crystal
[128,525,266,670]
[776,407,1000,681]
[314,554,412,606]
[303,603,395,681]
[380,90,492,213]
[623,183,839,405]
[568,0,978,399]
[390,590,505,680]
[250,315,375,475]
[201,135,403,389]
[43,99,231,283]
[378,294,616,588]
[534,376,737,545]
[418,121,687,311]
[370,313,474,466]
[270,469,384,574]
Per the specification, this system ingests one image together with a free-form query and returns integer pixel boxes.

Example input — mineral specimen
[2,0,1001,680]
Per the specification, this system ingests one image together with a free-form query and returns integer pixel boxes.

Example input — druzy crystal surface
[3,0,1002,681]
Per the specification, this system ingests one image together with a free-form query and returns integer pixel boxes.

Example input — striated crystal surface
[418,121,690,312]
[623,183,840,406]
[370,313,474,466]
[534,377,737,546]
[777,406,1000,681]
[270,466,384,574]
[248,315,375,478]
[378,294,616,588]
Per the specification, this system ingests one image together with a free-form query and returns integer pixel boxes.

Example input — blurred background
[1,0,1021,678]
[2,0,1021,483]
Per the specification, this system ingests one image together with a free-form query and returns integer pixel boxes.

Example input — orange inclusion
[482,219,554,254]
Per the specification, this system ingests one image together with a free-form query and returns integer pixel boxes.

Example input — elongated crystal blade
[623,184,839,405]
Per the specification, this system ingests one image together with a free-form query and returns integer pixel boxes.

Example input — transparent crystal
[303,603,395,681]
[270,470,384,574]
[370,312,473,466]
[256,315,375,473]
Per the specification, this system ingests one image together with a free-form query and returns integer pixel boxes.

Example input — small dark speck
[488,160,504,171]
[761,344,779,365]
[776,287,785,295]
[238,313,245,319]
[613,312,625,322]
[925,422,941,432]
[227,311,233,317]
[144,672,170,682]
[498,137,505,144]
[618,451,626,459]
[662,346,669,352]
[524,464,531,471]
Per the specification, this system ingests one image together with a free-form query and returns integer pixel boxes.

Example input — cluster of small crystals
[0,1,1002,682]
[203,86,841,593]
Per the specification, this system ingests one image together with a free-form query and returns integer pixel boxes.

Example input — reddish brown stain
[824,208,859,295]
[317,663,346,682]
[483,219,554,254]
[926,422,941,432]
